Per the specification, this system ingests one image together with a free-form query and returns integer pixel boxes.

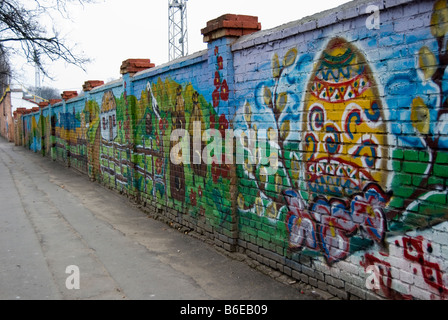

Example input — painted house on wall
[100,91,117,142]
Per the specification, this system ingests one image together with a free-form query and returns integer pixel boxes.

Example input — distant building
[0,85,40,142]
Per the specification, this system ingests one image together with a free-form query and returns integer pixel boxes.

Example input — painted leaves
[237,47,299,220]
[411,97,430,135]
[414,0,448,136]
[418,46,437,81]
[271,48,298,79]
[431,0,448,38]
[265,47,298,138]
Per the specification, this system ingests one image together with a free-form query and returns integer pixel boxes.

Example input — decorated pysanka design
[302,37,390,198]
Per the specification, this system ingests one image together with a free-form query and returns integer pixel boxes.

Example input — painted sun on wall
[236,3,448,265]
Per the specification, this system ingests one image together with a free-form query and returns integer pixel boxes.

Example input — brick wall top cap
[201,14,261,43]
[83,80,105,92]
[120,59,156,75]
[61,91,78,101]
[38,101,49,108]
[15,108,27,114]
[49,99,62,105]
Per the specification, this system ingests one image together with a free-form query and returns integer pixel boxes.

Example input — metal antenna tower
[33,50,41,89]
[168,0,188,61]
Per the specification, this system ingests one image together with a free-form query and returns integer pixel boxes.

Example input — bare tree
[0,0,92,79]
[0,43,11,94]
[28,85,60,100]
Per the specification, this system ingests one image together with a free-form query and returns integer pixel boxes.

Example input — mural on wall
[213,46,229,112]
[170,85,186,201]
[100,91,118,142]
[75,77,230,227]
[235,0,448,268]
[134,81,167,199]
[99,88,136,190]
[388,0,448,230]
[23,109,51,156]
[85,98,101,180]
[30,113,42,152]
[132,77,233,226]
[17,0,448,300]
[41,74,234,228]
[51,102,90,172]
[295,37,391,264]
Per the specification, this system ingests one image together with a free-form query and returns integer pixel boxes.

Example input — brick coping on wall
[232,0,417,51]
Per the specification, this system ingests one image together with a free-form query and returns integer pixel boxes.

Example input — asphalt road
[0,137,324,301]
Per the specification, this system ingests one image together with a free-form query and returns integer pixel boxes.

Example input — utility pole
[168,0,188,61]
[34,65,41,89]
[33,50,41,89]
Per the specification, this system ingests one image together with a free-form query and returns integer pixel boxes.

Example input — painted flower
[198,185,203,198]
[214,46,219,56]
[210,114,216,129]
[212,88,220,108]
[159,118,165,133]
[220,80,229,101]
[214,71,221,88]
[311,197,357,265]
[217,56,224,70]
[123,82,128,106]
[190,189,197,206]
[218,114,228,137]
[155,157,163,175]
[350,183,388,243]
[284,189,318,251]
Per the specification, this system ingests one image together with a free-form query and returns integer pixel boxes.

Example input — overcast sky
[13,0,352,93]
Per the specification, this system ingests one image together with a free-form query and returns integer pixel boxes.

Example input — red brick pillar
[83,80,104,92]
[120,59,155,77]
[201,14,261,42]
[61,91,78,101]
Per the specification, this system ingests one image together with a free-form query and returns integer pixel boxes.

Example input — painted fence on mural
[14,0,448,300]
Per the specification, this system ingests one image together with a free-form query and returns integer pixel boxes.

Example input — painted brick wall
[0,87,14,142]
[15,0,448,300]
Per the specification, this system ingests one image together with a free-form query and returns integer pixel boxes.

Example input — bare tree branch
[0,43,11,93]
[0,0,92,79]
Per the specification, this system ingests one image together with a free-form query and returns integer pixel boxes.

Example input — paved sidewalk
[0,138,327,300]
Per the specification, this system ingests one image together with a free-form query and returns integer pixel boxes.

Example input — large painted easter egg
[302,37,389,199]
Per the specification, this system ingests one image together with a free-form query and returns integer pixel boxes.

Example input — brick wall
[16,0,448,300]
[0,87,14,142]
